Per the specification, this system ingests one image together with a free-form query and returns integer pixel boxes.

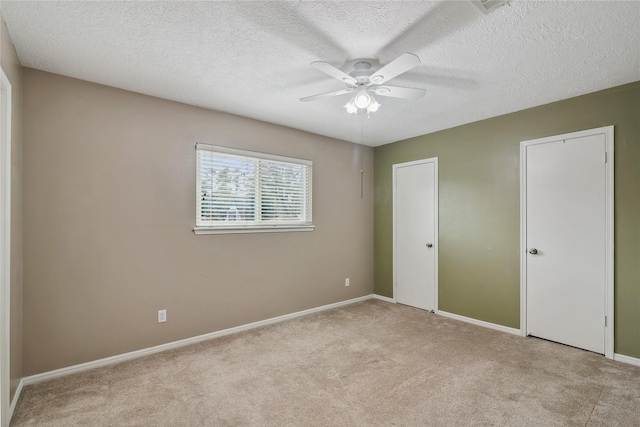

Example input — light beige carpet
[11,300,640,426]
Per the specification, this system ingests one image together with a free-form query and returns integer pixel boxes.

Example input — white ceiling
[2,1,639,147]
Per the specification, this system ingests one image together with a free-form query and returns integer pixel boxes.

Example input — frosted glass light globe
[354,91,371,109]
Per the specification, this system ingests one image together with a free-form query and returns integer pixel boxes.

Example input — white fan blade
[369,53,421,85]
[311,61,357,85]
[300,88,355,102]
[374,85,426,100]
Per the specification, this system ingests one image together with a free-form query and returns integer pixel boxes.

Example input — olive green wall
[374,81,640,358]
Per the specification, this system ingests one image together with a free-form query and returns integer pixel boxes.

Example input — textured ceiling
[2,1,640,147]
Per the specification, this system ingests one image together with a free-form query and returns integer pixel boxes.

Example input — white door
[394,159,438,311]
[523,127,613,355]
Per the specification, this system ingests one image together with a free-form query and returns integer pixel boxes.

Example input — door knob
[426,243,433,248]
[528,248,538,255]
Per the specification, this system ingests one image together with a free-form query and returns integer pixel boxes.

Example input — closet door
[522,127,613,355]
[394,158,438,311]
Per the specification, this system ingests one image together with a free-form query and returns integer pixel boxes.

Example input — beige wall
[1,13,23,403]
[22,69,374,375]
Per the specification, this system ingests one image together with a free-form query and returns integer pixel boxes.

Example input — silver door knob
[528,248,538,255]
[426,243,433,248]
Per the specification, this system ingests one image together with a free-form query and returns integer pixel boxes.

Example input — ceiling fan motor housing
[349,60,377,87]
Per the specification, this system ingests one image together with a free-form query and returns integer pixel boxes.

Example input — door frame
[0,67,12,426]
[392,157,439,310]
[520,126,614,358]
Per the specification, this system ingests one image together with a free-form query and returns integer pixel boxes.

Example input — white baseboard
[614,353,640,367]
[21,294,375,387]
[15,293,637,414]
[9,378,24,421]
[436,312,640,367]
[437,310,522,336]
[372,294,395,303]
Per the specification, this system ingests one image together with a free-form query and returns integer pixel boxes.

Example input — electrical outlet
[158,309,167,323]
[345,278,350,287]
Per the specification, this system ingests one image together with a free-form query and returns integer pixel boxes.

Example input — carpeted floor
[11,300,640,426]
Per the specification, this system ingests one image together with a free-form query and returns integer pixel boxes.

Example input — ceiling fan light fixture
[368,97,380,113]
[344,92,380,116]
[343,98,358,114]
[353,90,372,109]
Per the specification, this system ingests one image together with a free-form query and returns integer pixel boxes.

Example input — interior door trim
[519,126,614,359]
[0,66,12,426]
[392,157,439,310]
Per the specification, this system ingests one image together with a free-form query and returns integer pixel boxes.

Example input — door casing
[392,157,439,310]
[520,126,614,359]
[0,67,12,426]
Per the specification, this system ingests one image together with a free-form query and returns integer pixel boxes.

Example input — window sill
[193,225,315,235]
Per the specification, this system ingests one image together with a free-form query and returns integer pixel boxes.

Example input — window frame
[194,143,314,235]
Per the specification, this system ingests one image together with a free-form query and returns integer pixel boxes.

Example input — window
[195,143,313,234]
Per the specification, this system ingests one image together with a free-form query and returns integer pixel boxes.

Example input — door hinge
[604,152,608,163]
[605,316,607,327]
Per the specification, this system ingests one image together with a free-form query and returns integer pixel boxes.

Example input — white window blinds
[195,143,313,233]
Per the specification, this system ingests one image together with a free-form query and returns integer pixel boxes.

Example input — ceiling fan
[300,52,426,116]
